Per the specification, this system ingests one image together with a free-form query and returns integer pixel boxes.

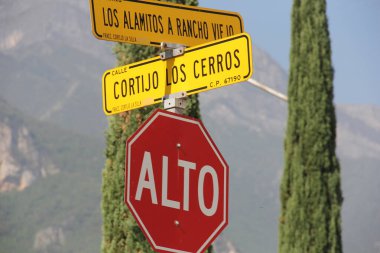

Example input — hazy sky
[200,0,380,105]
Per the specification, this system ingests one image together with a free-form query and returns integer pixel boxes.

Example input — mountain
[0,1,379,253]
[0,98,59,192]
[0,0,113,139]
[214,235,242,253]
[0,98,104,253]
[335,105,380,253]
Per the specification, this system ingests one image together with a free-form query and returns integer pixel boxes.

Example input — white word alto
[135,151,219,216]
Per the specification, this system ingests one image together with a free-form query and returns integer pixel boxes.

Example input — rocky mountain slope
[0,0,379,253]
[0,98,59,192]
[0,99,104,253]
[0,0,112,139]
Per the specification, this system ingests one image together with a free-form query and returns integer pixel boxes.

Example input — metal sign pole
[160,42,187,115]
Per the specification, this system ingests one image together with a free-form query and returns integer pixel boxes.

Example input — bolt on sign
[125,109,229,253]
[89,0,244,47]
[102,33,253,115]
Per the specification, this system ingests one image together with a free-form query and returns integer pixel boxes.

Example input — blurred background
[0,0,379,252]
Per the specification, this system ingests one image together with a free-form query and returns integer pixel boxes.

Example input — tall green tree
[279,0,343,253]
[101,1,204,253]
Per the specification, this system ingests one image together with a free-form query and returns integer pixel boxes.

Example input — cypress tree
[279,0,343,253]
[100,1,206,253]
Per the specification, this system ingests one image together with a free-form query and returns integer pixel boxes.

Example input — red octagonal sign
[125,109,229,253]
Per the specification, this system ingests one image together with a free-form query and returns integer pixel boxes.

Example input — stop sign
[125,109,229,253]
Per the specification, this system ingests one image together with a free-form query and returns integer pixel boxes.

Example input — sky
[200,0,380,105]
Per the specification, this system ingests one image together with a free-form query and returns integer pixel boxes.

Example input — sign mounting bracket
[160,42,185,60]
[160,42,187,114]
[163,91,187,115]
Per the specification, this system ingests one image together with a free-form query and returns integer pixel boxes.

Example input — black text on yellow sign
[89,0,244,47]
[102,33,253,115]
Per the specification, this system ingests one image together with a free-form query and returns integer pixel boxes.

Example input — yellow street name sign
[89,0,244,47]
[102,33,253,115]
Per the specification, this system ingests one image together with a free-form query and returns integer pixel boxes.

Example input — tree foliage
[279,1,343,253]
[101,1,206,253]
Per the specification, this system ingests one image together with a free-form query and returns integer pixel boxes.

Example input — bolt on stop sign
[125,109,229,253]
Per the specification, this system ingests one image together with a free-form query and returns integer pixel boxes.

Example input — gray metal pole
[247,78,288,102]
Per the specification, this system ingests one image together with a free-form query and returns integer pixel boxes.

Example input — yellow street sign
[102,33,253,115]
[89,0,244,47]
